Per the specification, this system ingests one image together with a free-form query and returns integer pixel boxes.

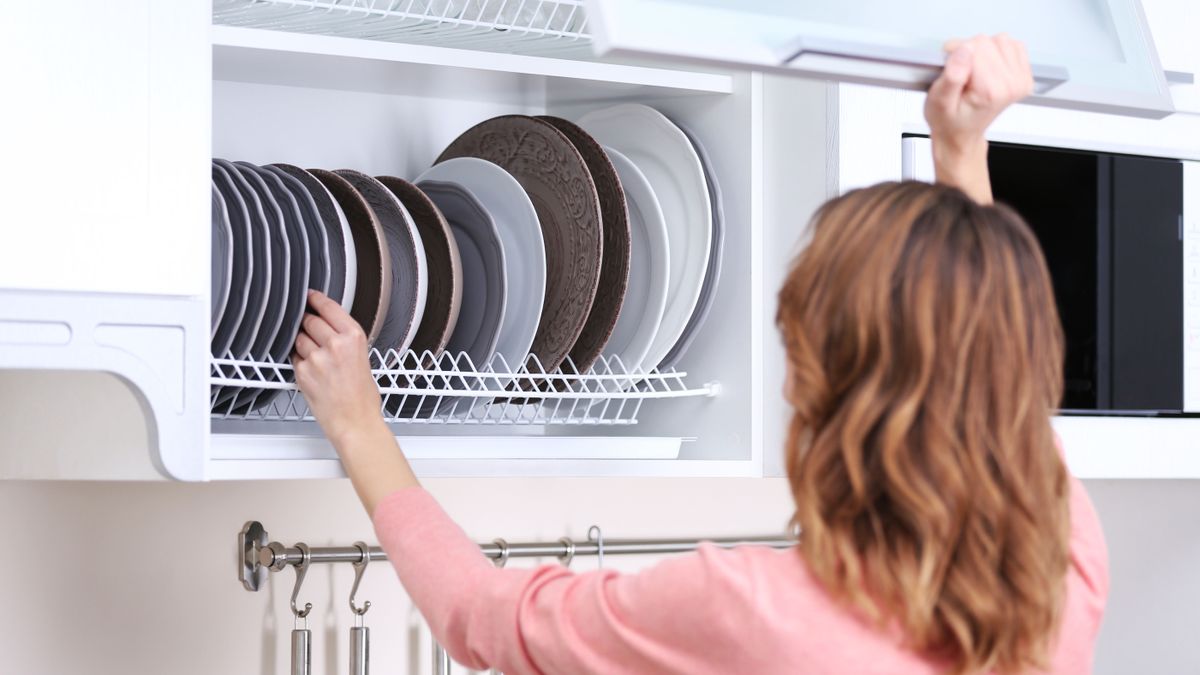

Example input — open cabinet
[2,0,801,480]
[204,23,772,479]
[1,0,1191,480]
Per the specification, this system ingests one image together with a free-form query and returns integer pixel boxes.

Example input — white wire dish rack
[212,0,592,57]
[210,349,718,425]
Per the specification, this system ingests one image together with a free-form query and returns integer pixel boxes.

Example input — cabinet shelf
[211,25,733,102]
[210,349,717,426]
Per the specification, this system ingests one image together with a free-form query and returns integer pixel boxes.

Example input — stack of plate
[431,105,724,377]
[209,105,724,414]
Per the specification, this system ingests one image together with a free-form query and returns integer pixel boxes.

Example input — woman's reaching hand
[292,289,382,446]
[924,34,1034,204]
[293,289,420,514]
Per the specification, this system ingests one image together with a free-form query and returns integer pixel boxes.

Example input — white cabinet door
[0,0,209,296]
[588,0,1173,118]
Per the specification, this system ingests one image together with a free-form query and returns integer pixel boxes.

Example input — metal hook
[290,543,313,622]
[557,536,575,568]
[349,541,372,619]
[492,538,510,568]
[587,525,604,569]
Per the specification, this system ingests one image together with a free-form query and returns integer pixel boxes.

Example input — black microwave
[903,136,1198,415]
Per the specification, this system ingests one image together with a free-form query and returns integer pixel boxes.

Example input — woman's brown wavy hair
[777,181,1070,674]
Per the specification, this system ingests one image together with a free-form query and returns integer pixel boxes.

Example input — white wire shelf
[212,0,592,57]
[210,349,718,425]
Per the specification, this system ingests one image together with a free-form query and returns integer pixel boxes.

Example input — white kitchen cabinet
[0,0,1191,481]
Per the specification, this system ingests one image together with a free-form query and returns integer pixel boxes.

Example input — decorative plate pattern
[436,115,602,374]
[537,115,630,374]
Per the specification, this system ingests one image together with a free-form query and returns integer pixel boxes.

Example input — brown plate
[309,169,390,348]
[537,115,630,374]
[376,176,463,356]
[334,170,424,360]
[436,115,602,374]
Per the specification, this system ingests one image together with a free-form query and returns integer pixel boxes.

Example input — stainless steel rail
[239,520,795,592]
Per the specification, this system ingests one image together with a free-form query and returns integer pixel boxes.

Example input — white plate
[601,147,669,372]
[416,157,545,371]
[658,120,725,370]
[577,104,712,371]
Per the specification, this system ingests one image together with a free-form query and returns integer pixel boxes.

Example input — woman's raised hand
[924,34,1034,204]
[292,289,384,446]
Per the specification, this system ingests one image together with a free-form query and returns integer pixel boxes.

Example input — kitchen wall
[7,3,1200,672]
[2,377,1200,674]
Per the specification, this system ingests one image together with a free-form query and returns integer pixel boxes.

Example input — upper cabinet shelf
[587,0,1176,118]
[211,25,733,102]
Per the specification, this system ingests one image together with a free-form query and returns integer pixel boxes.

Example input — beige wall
[0,476,795,675]
[2,476,1200,674]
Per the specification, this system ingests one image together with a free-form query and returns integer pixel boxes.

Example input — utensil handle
[291,628,311,675]
[349,626,369,675]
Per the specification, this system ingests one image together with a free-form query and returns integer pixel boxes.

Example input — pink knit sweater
[373,477,1107,674]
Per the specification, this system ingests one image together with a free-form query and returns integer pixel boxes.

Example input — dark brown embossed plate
[334,170,425,360]
[537,115,630,374]
[436,115,602,374]
[376,175,463,356]
[309,169,390,348]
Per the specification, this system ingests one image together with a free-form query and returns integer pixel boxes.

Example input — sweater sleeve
[371,487,757,675]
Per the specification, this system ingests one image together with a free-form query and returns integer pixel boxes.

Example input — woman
[293,35,1108,675]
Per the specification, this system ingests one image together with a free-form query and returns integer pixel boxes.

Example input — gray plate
[210,167,252,357]
[212,159,271,360]
[210,186,233,335]
[657,122,725,371]
[264,164,330,297]
[419,181,507,418]
[239,162,315,414]
[211,159,275,413]
[270,163,345,306]
[420,180,506,370]
[224,162,292,414]
[239,162,309,366]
